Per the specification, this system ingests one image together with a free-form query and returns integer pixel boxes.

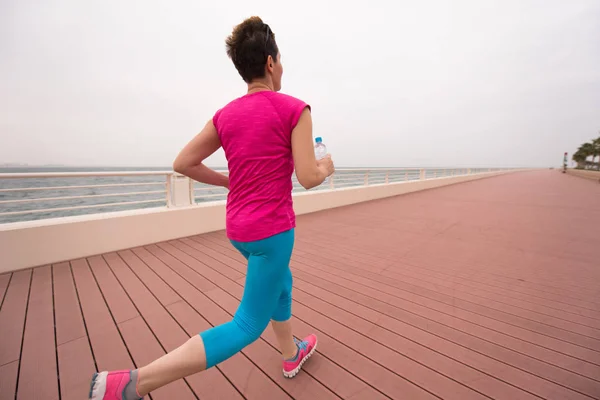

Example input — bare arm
[291,108,334,189]
[173,120,229,189]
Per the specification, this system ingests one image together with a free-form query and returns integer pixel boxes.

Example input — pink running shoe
[283,334,318,378]
[89,370,141,400]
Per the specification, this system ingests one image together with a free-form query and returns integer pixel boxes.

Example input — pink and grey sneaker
[283,334,318,378]
[89,370,142,400]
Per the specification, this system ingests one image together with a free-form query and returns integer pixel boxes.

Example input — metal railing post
[364,171,369,186]
[385,171,389,184]
[420,169,425,180]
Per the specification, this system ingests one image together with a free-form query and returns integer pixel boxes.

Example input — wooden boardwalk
[1,170,599,400]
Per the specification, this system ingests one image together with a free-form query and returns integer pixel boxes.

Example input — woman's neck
[247,81,273,94]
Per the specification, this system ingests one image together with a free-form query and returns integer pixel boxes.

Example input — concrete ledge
[293,171,510,214]
[566,169,600,181]
[0,171,513,272]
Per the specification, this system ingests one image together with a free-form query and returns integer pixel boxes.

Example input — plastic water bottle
[314,137,328,185]
[314,137,328,160]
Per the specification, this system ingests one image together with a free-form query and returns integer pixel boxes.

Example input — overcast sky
[1,0,599,168]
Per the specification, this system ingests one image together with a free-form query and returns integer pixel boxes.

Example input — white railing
[0,167,509,224]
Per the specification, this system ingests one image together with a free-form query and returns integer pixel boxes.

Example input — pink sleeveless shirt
[213,91,309,242]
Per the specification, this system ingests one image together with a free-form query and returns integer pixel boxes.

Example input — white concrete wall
[0,171,512,272]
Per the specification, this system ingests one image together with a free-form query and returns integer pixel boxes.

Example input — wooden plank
[292,285,589,400]
[0,270,31,365]
[71,259,134,371]
[53,262,86,345]
[382,257,600,319]
[161,241,245,294]
[401,237,600,293]
[296,235,600,320]
[396,250,600,305]
[88,253,194,400]
[159,242,439,400]
[0,273,11,307]
[53,262,96,400]
[87,255,138,323]
[118,317,196,400]
[0,361,18,400]
[292,249,600,349]
[296,242,600,386]
[185,237,246,275]
[17,266,59,400]
[57,337,97,400]
[202,233,247,262]
[297,244,600,335]
[290,253,600,366]
[118,250,181,306]
[292,267,600,388]
[301,220,600,303]
[418,258,600,311]
[103,252,188,351]
[292,183,596,274]
[106,251,243,400]
[178,238,245,281]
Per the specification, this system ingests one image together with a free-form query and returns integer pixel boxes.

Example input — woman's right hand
[292,108,336,189]
[317,154,335,179]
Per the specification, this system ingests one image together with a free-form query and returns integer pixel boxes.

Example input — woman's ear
[266,55,275,71]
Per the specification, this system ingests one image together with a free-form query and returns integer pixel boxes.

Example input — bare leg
[136,335,207,396]
[271,319,298,359]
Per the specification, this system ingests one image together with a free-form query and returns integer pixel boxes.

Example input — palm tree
[579,143,595,169]
[591,136,600,170]
[572,149,587,169]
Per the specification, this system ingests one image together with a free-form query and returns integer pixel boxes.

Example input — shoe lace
[294,338,308,352]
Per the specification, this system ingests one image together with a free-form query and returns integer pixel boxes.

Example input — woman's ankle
[125,369,142,399]
[282,341,299,360]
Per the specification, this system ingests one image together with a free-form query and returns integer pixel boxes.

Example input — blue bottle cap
[315,137,322,143]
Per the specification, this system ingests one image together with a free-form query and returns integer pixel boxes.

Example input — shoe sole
[283,340,318,379]
[89,371,108,399]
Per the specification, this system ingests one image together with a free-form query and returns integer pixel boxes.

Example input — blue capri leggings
[199,228,295,368]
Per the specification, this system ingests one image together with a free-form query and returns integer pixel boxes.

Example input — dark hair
[225,16,279,83]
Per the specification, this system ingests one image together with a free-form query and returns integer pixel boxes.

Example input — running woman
[89,16,335,400]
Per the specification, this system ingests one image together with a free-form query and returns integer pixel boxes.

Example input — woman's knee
[271,290,292,322]
[233,309,270,344]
